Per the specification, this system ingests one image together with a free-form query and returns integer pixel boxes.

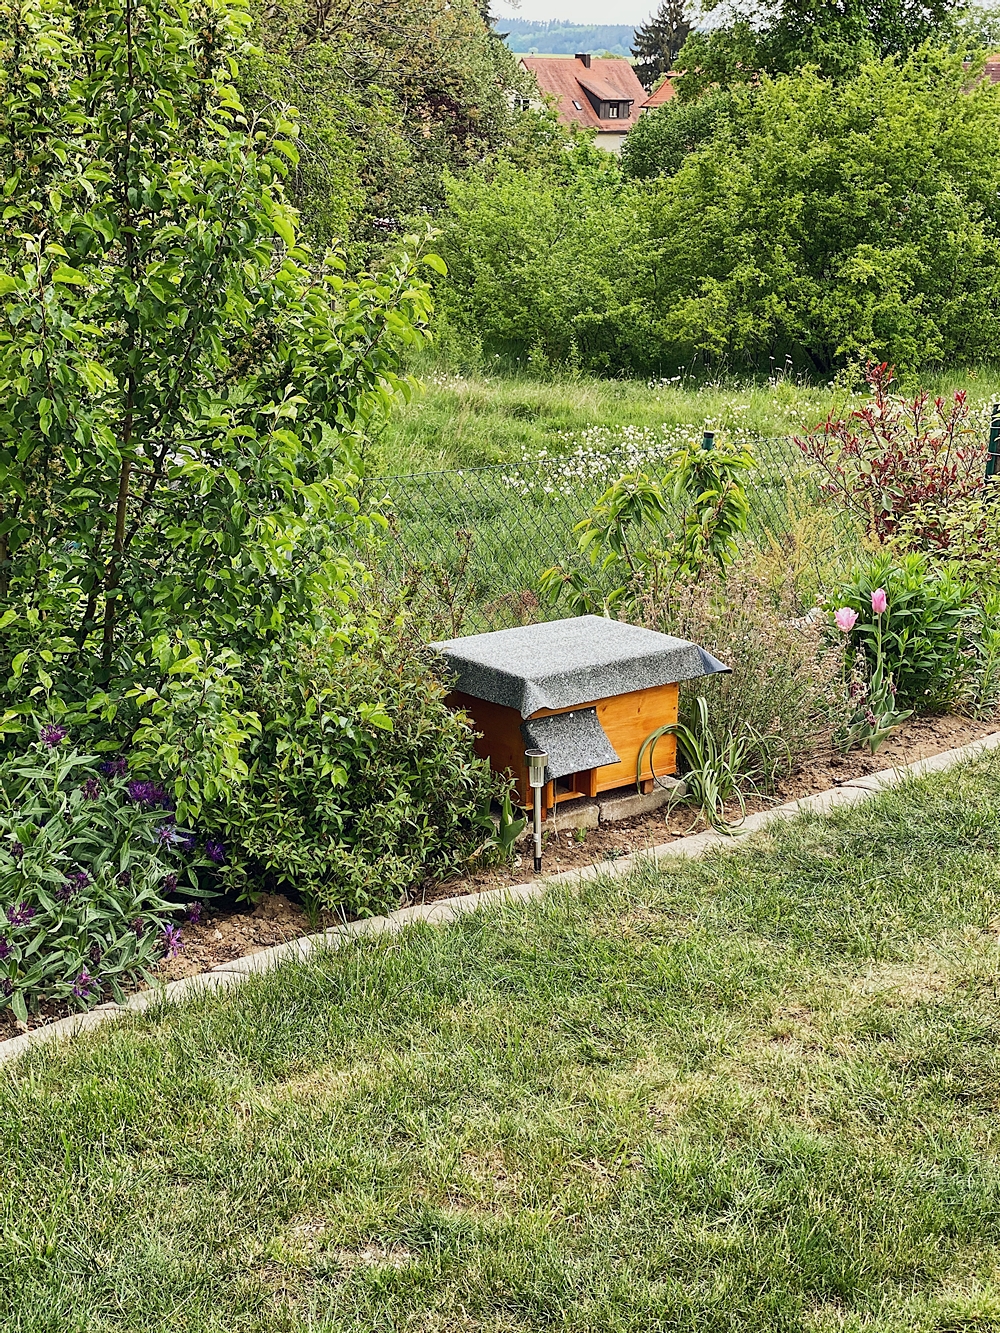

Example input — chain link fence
[355,434,850,635]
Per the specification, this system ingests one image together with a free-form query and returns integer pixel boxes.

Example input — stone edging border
[3,730,999,1069]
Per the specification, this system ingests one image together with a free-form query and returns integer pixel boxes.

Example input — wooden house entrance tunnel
[433,616,729,815]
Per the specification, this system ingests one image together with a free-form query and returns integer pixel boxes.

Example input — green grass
[5,755,1000,1331]
[368,363,1000,473]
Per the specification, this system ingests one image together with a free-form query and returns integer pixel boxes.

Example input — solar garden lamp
[525,748,548,873]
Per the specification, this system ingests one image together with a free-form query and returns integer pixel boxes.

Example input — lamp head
[525,749,548,789]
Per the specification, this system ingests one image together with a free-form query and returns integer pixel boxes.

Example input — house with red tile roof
[520,53,647,154]
[641,73,679,112]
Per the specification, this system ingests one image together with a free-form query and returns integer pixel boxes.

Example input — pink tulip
[871,588,888,615]
[834,607,858,632]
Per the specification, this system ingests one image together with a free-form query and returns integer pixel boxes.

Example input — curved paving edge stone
[3,730,1000,1069]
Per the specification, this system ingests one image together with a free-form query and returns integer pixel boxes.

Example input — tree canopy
[632,1,692,89]
[0,0,436,808]
[433,50,1000,376]
[240,0,538,258]
[676,0,975,94]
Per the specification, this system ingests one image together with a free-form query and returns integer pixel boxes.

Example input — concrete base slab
[597,779,685,823]
[550,797,601,831]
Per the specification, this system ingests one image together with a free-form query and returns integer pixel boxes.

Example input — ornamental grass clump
[0,728,210,1020]
[643,558,847,792]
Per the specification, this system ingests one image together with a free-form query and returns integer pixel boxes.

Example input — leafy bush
[0,0,435,816]
[621,90,736,180]
[437,52,1000,375]
[893,487,1000,584]
[796,363,988,544]
[642,53,1000,372]
[207,615,502,917]
[433,147,646,372]
[0,731,207,1019]
[970,588,1000,718]
[642,559,846,790]
[834,552,975,710]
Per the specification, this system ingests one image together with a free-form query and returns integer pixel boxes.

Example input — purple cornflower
[155,823,180,847]
[162,873,179,892]
[6,903,36,928]
[71,967,95,999]
[131,917,144,937]
[178,833,198,855]
[161,924,183,958]
[0,935,10,961]
[39,723,67,748]
[124,780,174,812]
[89,942,103,966]
[9,840,24,862]
[205,840,226,865]
[56,869,90,901]
[126,780,159,805]
[100,756,128,779]
[81,776,101,800]
[117,870,132,887]
[187,902,203,926]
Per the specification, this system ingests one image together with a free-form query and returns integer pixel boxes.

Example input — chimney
[575,52,592,68]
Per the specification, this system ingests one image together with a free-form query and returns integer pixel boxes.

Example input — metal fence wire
[355,434,841,635]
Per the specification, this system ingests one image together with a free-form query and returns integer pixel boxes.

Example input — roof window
[572,99,582,110]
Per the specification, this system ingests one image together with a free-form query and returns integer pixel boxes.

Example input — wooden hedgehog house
[433,616,729,816]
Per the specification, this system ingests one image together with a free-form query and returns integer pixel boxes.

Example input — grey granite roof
[432,615,729,718]
[520,707,620,782]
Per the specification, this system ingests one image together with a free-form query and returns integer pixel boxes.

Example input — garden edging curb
[3,729,999,1069]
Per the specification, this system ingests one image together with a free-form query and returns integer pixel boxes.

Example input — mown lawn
[4,756,1000,1332]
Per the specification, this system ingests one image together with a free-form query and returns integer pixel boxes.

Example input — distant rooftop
[521,54,646,136]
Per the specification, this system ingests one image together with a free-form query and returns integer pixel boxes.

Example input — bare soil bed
[2,712,997,1044]
[424,712,1000,900]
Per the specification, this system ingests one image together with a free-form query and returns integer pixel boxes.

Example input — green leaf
[50,264,88,286]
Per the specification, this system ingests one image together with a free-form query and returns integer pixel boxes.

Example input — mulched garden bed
[3,711,997,1044]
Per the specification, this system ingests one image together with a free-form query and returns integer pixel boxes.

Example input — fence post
[988,403,1000,484]
[702,431,715,451]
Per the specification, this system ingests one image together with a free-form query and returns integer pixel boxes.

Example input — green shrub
[621,90,736,180]
[0,0,434,815]
[432,147,648,373]
[0,730,207,1019]
[208,618,502,917]
[834,552,975,710]
[435,50,1000,375]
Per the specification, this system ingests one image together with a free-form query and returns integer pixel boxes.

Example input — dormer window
[608,103,619,118]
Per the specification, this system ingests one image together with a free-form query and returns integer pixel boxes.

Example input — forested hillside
[499,19,638,56]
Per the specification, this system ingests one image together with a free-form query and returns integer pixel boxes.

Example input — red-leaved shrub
[795,363,988,549]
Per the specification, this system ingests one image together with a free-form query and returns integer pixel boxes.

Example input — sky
[493,1,656,23]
